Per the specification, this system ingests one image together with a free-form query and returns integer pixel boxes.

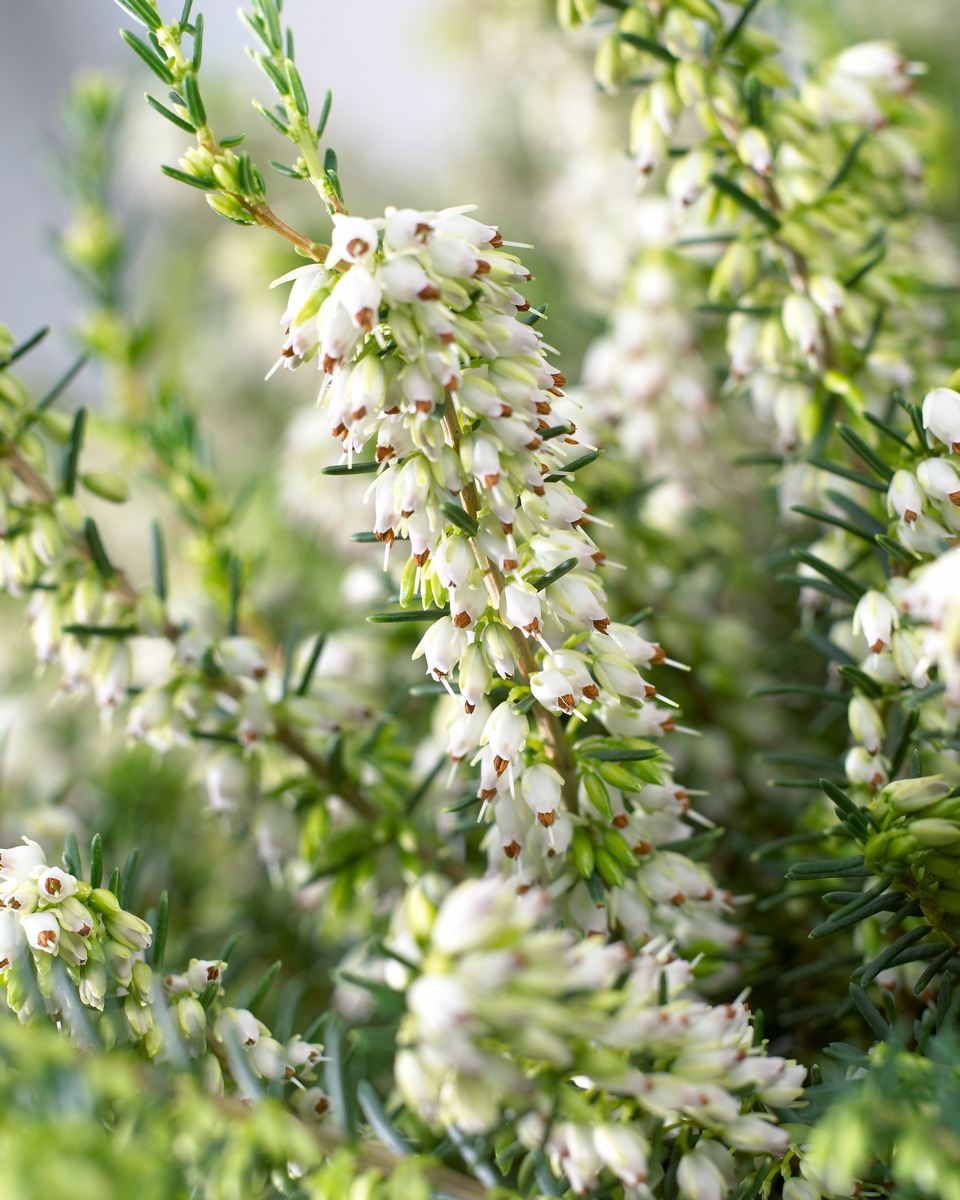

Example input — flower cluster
[273,205,735,948]
[0,835,325,1101]
[388,876,803,1196]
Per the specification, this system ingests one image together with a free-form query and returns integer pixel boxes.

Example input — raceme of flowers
[273,205,737,948]
[387,875,804,1198]
[0,836,326,1107]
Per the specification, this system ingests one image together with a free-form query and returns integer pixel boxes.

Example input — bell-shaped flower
[918,456,960,505]
[888,470,924,523]
[853,590,898,654]
[36,867,78,906]
[520,762,564,827]
[923,387,960,452]
[326,215,380,267]
[482,703,528,774]
[782,293,823,358]
[22,910,60,955]
[414,617,466,681]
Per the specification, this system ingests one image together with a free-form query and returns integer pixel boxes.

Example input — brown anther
[558,693,576,712]
[483,473,501,488]
[533,485,545,496]
[0,958,8,970]
[350,406,367,421]
[539,463,549,475]
[8,899,20,910]
[253,666,268,680]
[444,377,459,393]
[490,231,503,247]
[525,437,542,451]
[375,445,394,463]
[245,1035,256,1046]
[669,892,686,906]
[415,222,432,240]
[503,559,518,571]
[45,878,62,895]
[414,399,433,414]
[500,521,514,535]
[453,611,471,628]
[493,755,509,776]
[516,884,531,895]
[593,619,610,634]
[281,345,296,358]
[440,331,455,345]
[480,787,497,802]
[522,271,532,281]
[413,550,430,567]
[549,388,565,398]
[314,1096,330,1115]
[384,405,401,415]
[949,490,960,507]
[474,259,491,275]
[346,237,370,257]
[703,888,714,901]
[78,923,91,937]
[418,285,441,301]
[516,299,531,312]
[355,307,374,332]
[537,810,556,827]
[635,840,652,856]
[537,418,551,431]
[285,1066,296,1079]
[37,930,57,948]
[400,508,414,518]
[464,700,476,714]
[613,814,629,829]
[644,684,657,698]
[869,638,884,653]
[551,372,567,388]
[499,403,513,418]
[332,422,347,438]
[374,529,395,545]
[322,354,340,374]
[662,717,676,732]
[583,684,600,700]
[535,400,552,415]
[504,839,521,860]
[651,645,666,664]
[547,848,556,857]
[206,965,219,981]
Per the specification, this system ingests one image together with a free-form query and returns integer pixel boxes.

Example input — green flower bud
[879,776,953,814]
[570,826,596,879]
[80,471,130,503]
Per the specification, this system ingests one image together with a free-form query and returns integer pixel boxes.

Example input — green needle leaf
[120,29,175,84]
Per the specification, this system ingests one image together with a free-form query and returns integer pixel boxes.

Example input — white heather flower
[36,867,77,906]
[326,215,380,267]
[678,1142,736,1200]
[482,703,528,773]
[917,457,960,505]
[414,617,466,681]
[204,754,251,815]
[835,41,906,83]
[530,666,579,714]
[0,909,24,970]
[846,746,890,788]
[0,837,46,880]
[782,293,822,358]
[724,1114,790,1152]
[500,579,543,636]
[809,274,846,316]
[849,695,885,754]
[187,958,224,994]
[888,470,924,523]
[853,590,898,654]
[520,762,564,825]
[93,642,132,712]
[667,148,713,208]
[22,911,60,954]
[218,638,268,681]
[923,387,960,452]
[737,126,772,175]
[592,1124,649,1187]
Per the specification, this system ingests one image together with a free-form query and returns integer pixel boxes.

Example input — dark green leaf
[823,131,868,195]
[718,0,763,53]
[89,833,103,890]
[245,960,282,1015]
[849,983,891,1040]
[84,518,115,577]
[440,501,479,537]
[115,0,163,32]
[145,93,195,132]
[120,848,139,910]
[120,29,175,84]
[152,890,169,970]
[62,832,81,878]
[356,1081,411,1156]
[708,173,780,229]
[316,88,333,137]
[160,164,216,190]
[837,424,894,482]
[285,59,309,115]
[368,607,449,623]
[192,11,204,70]
[296,633,326,696]
[530,557,579,592]
[321,461,379,475]
[62,406,87,496]
[543,448,603,482]
[618,31,678,63]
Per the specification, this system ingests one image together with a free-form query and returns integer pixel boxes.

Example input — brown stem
[238,199,328,261]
